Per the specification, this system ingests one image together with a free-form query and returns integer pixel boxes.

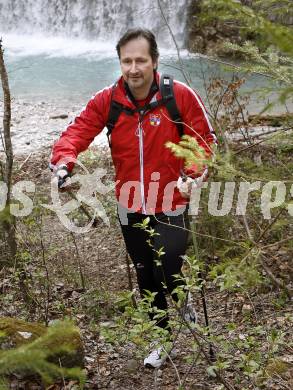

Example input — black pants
[118,207,189,329]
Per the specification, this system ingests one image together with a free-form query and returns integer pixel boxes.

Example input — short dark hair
[116,28,159,63]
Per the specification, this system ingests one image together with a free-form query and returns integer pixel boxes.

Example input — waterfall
[0,0,190,48]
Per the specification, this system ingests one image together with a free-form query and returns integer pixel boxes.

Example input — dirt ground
[0,146,292,390]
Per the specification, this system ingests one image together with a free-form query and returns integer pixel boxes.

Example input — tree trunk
[0,38,17,265]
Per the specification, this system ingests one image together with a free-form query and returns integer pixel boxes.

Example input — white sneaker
[144,346,167,368]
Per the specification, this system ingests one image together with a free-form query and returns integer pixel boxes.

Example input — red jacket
[50,72,217,214]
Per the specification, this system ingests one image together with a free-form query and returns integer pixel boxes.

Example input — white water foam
[1,32,115,59]
[0,32,190,60]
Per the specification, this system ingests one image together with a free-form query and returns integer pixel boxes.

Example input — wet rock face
[186,0,244,56]
[186,0,293,56]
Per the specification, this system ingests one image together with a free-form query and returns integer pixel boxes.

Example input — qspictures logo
[0,163,292,234]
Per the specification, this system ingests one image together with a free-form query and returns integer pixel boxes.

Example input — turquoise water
[6,53,272,108]
[7,55,121,102]
[0,33,289,153]
[0,33,284,112]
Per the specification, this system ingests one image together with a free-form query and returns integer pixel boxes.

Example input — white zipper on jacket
[137,117,147,214]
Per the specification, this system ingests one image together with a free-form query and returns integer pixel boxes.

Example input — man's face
[119,37,157,97]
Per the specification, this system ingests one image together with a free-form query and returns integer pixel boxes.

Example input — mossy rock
[0,317,46,348]
[41,321,84,368]
[0,317,84,368]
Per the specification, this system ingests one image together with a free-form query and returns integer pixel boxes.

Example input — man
[50,28,217,368]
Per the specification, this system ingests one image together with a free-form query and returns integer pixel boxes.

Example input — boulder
[0,317,45,348]
[0,317,84,368]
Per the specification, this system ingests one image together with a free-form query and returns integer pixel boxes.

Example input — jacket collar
[113,71,161,108]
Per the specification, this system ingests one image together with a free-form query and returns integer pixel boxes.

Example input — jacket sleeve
[50,88,110,171]
[177,82,217,178]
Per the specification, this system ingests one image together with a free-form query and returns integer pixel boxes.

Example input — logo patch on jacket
[149,114,161,126]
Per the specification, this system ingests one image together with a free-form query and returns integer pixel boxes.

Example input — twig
[214,84,230,122]
[18,152,33,171]
[198,54,276,79]
[260,253,292,299]
[241,207,292,298]
[191,216,216,361]
[38,214,51,325]
[260,236,293,249]
[165,348,182,387]
[153,215,247,248]
[156,0,191,86]
[256,208,285,243]
[234,94,252,144]
[188,326,236,390]
[234,137,271,155]
[70,232,86,290]
[248,126,293,140]
[215,117,230,153]
[160,109,215,155]
[59,358,66,388]
[159,61,187,72]
[0,125,5,154]
[181,350,201,387]
[198,58,212,112]
[125,253,137,308]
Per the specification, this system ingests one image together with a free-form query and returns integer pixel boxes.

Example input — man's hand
[177,170,208,198]
[177,176,194,198]
[54,165,71,189]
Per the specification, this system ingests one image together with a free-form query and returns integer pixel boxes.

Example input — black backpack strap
[160,74,184,137]
[106,83,138,147]
[106,83,121,147]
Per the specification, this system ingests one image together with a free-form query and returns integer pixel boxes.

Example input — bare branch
[156,0,191,86]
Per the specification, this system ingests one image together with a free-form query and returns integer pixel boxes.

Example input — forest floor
[0,137,292,389]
